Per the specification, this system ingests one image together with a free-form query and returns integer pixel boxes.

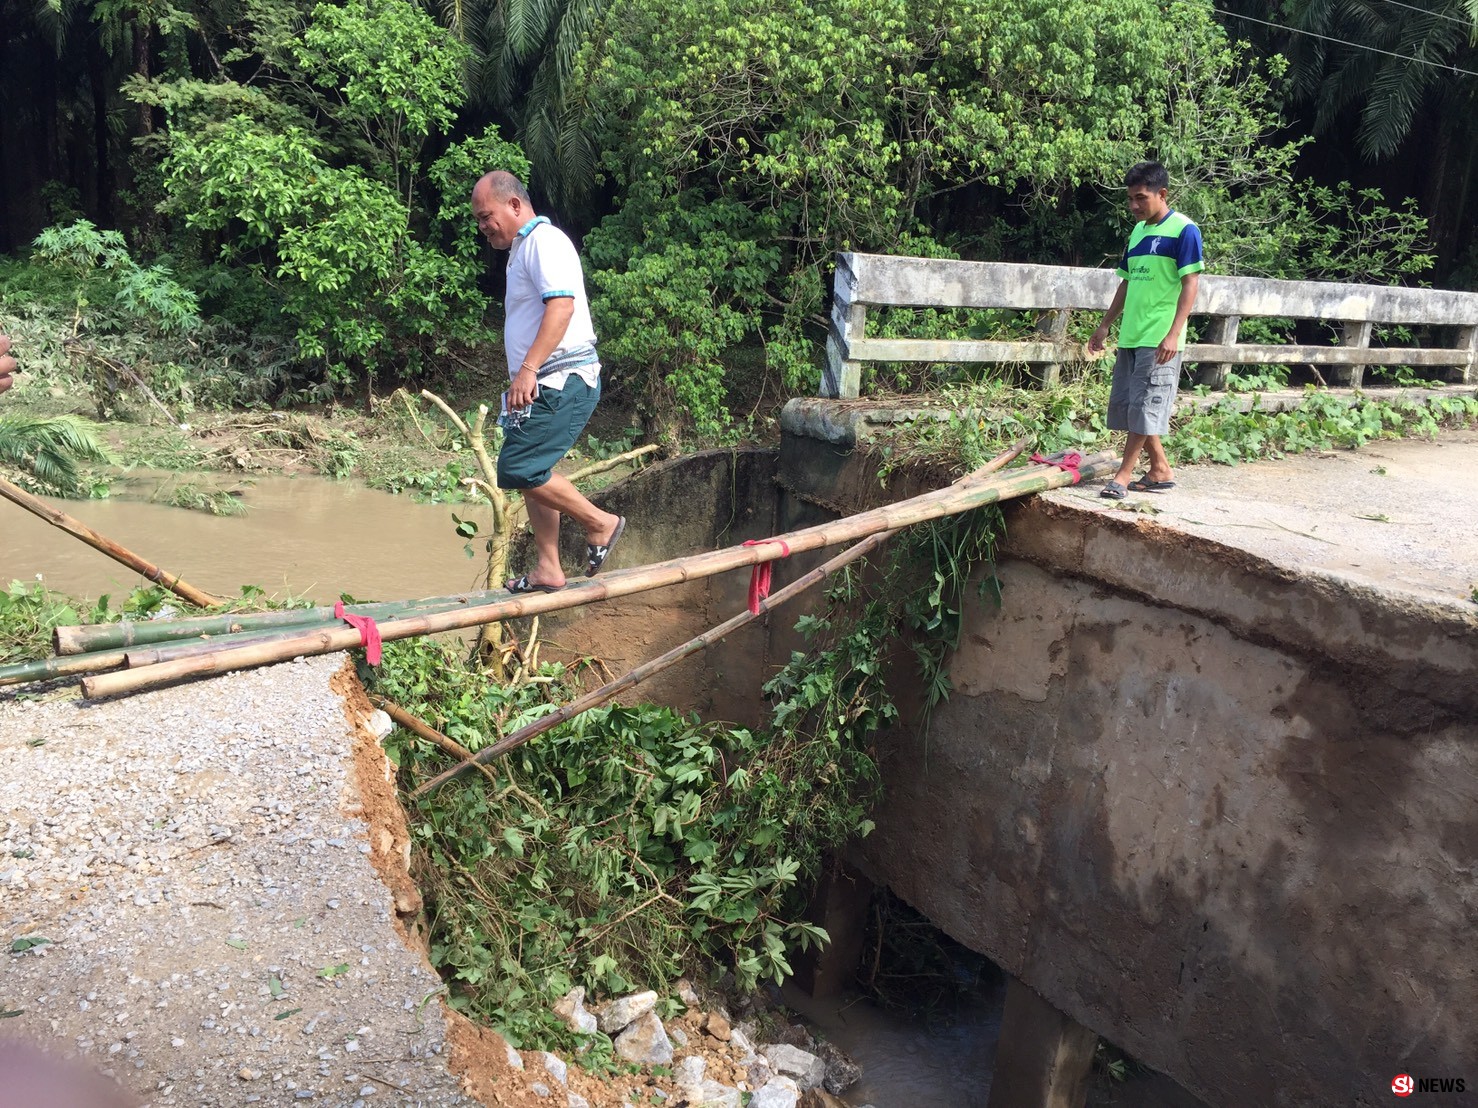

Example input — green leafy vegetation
[0,413,113,496]
[877,369,1478,477]
[0,581,176,666]
[369,510,999,1048]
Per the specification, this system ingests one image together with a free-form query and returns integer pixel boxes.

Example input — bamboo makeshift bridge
[10,448,1113,701]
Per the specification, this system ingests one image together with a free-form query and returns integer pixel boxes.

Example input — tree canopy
[0,0,1460,433]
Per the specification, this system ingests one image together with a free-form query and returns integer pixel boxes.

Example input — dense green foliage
[142,0,528,385]
[1,0,1464,437]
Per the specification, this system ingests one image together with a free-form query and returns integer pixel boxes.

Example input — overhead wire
[1372,0,1472,29]
[1218,8,1478,78]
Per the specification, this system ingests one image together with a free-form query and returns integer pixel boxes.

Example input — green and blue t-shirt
[1115,210,1204,350]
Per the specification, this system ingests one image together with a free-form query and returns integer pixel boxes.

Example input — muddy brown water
[2,474,491,604]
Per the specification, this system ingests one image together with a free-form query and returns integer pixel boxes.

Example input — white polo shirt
[503,216,600,392]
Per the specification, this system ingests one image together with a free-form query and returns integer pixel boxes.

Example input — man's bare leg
[1140,435,1173,483]
[1112,431,1148,488]
[514,473,621,588]
[517,497,567,588]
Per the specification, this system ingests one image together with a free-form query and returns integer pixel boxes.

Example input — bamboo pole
[0,475,223,608]
[80,450,1115,700]
[409,439,1031,797]
[0,648,128,687]
[124,626,346,666]
[55,590,504,655]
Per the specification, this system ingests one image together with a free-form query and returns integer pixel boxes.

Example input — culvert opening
[782,888,1210,1108]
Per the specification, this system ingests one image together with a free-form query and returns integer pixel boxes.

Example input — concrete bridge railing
[823,251,1478,397]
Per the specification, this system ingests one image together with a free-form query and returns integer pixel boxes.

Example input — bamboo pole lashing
[408,438,1031,797]
[0,475,223,608]
[80,450,1116,700]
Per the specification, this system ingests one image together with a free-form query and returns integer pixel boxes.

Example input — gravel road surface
[0,654,479,1108]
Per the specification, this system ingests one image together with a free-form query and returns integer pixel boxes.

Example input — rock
[669,1025,689,1046]
[674,1055,706,1089]
[800,1091,848,1108]
[689,1079,742,1108]
[553,987,599,1035]
[613,1011,673,1066]
[540,1052,568,1086]
[703,1011,732,1041]
[531,1082,551,1098]
[675,977,702,1009]
[364,710,393,740]
[749,1077,801,1108]
[745,1059,773,1089]
[760,1044,826,1090]
[503,1040,525,1071]
[814,1040,861,1094]
[599,990,659,1034]
[567,1096,590,1108]
[772,1023,815,1050]
[729,1027,757,1063]
[237,1068,261,1082]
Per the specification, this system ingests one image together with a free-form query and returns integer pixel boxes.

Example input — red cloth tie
[334,600,383,666]
[1029,451,1083,484]
[742,539,792,614]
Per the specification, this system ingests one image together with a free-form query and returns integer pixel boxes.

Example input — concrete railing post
[1195,314,1240,390]
[1334,320,1373,388]
[1034,309,1071,388]
[1459,324,1478,385]
[824,254,866,399]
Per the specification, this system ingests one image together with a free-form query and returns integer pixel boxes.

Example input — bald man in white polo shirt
[471,171,626,593]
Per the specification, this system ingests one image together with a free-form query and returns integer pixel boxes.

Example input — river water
[782,982,1004,1107]
[2,473,490,604]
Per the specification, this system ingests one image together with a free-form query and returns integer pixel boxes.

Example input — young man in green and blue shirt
[1088,161,1203,499]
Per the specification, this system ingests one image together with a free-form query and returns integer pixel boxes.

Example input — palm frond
[504,0,561,64]
[0,414,113,497]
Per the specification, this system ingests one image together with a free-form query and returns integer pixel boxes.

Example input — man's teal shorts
[497,377,600,490]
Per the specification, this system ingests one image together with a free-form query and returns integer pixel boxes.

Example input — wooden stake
[0,475,222,608]
[410,439,1031,796]
[80,449,1115,700]
[368,695,502,788]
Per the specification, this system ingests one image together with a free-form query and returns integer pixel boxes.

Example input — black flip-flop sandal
[506,575,563,594]
[585,516,627,577]
[1099,481,1127,500]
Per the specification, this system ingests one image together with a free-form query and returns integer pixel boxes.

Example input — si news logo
[1393,1073,1468,1096]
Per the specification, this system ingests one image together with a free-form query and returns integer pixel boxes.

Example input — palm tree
[1223,0,1478,274]
[1278,0,1476,158]
[430,0,605,209]
[0,415,113,497]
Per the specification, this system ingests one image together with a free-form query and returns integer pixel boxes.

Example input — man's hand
[1155,333,1179,365]
[1087,324,1112,357]
[507,364,538,409]
[0,334,16,396]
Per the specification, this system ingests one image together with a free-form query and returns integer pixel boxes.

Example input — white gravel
[0,654,478,1107]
